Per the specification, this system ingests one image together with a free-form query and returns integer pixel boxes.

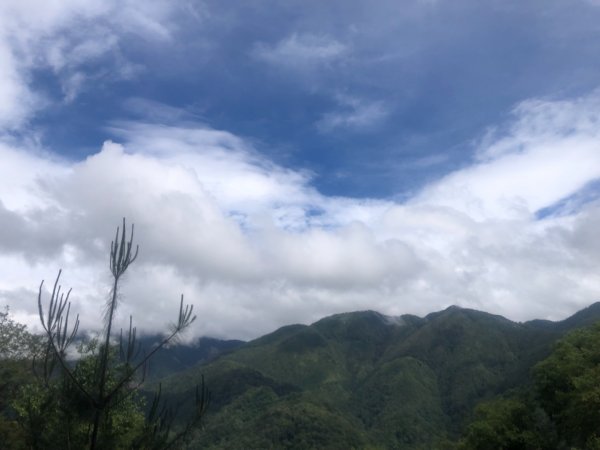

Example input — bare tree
[35,218,208,449]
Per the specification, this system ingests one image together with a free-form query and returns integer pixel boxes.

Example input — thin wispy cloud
[0,0,178,128]
[317,95,390,132]
[416,92,600,220]
[253,33,348,68]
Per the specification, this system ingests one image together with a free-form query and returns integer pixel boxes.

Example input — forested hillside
[3,303,600,449]
[154,303,600,449]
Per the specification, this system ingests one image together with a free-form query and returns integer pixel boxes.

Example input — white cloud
[0,140,68,212]
[253,33,347,68]
[317,94,390,132]
[1,90,600,339]
[0,42,39,128]
[2,0,600,342]
[254,34,390,133]
[0,131,408,338]
[0,0,179,129]
[107,122,320,229]
[415,92,600,220]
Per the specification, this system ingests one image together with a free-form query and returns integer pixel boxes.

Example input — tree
[457,396,553,450]
[16,219,208,449]
[0,308,41,449]
[0,307,41,360]
[458,322,600,449]
[533,322,600,449]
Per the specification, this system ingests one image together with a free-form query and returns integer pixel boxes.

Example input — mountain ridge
[150,302,600,449]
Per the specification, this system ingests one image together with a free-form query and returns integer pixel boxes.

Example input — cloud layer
[1,0,599,341]
[2,90,600,340]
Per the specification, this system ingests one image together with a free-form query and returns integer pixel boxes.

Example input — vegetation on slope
[151,304,600,449]
[460,321,600,449]
[4,298,600,449]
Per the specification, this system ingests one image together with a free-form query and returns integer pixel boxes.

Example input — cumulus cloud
[2,0,600,343]
[107,122,319,224]
[1,89,600,340]
[0,131,404,338]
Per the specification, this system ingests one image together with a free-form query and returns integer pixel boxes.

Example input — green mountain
[139,335,244,381]
[152,303,600,449]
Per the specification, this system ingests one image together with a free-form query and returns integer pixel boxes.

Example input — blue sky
[1,0,600,339]
[24,0,600,196]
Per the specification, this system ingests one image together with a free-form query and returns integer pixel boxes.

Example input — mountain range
[144,302,600,449]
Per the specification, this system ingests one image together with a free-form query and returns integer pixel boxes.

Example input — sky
[1,0,600,340]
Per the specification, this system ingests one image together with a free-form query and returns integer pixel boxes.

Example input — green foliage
[192,389,367,450]
[155,304,600,449]
[2,219,207,450]
[13,343,147,449]
[386,308,530,430]
[0,307,41,360]
[354,357,446,448]
[6,265,600,450]
[460,321,600,449]
[256,399,366,449]
[0,308,37,449]
[533,322,600,448]
[158,305,585,449]
[458,396,554,450]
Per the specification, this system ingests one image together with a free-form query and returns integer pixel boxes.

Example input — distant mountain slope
[138,335,244,381]
[152,302,600,449]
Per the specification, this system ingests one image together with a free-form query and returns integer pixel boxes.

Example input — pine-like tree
[17,219,208,449]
